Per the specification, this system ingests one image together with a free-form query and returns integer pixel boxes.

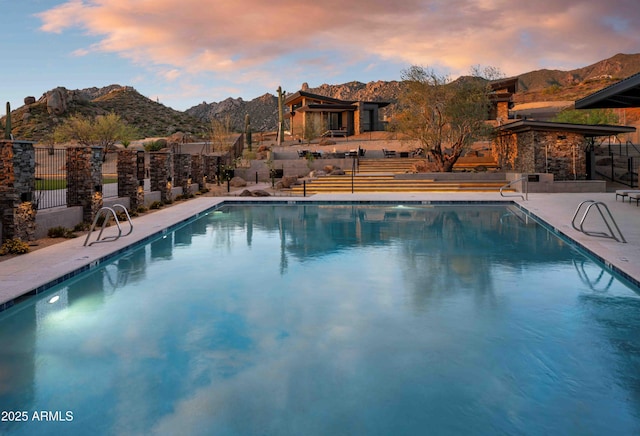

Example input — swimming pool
[1,203,640,435]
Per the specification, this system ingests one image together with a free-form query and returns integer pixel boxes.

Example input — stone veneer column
[203,155,218,183]
[117,149,144,210]
[0,140,36,242]
[191,154,206,190]
[150,151,173,203]
[66,146,103,223]
[173,153,192,195]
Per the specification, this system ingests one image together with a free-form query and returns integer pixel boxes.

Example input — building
[492,120,635,180]
[284,91,389,139]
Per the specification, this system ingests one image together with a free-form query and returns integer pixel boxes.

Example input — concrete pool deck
[1,191,640,310]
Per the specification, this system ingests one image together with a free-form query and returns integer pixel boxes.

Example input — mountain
[186,93,278,133]
[7,86,209,141]
[4,53,640,142]
[514,53,640,103]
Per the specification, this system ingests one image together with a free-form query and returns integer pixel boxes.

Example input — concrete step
[289,177,513,194]
[289,186,515,193]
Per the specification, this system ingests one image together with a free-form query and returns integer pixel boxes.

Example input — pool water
[1,204,640,435]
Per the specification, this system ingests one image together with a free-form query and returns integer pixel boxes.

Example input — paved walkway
[1,191,639,309]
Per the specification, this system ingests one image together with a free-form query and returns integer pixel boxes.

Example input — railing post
[303,180,306,197]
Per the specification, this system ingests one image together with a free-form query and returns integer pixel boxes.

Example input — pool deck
[1,191,640,309]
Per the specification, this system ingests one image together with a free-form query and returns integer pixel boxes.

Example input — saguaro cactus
[4,102,11,140]
[245,113,252,151]
[277,86,285,146]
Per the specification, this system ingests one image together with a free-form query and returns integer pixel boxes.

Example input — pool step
[288,175,513,194]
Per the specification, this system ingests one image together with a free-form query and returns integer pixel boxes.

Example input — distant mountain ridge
[4,53,640,141]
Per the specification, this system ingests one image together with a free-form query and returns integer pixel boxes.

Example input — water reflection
[1,204,640,434]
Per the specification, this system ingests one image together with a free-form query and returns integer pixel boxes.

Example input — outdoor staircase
[287,157,511,195]
[356,158,422,174]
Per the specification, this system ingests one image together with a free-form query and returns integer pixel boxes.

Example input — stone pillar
[0,140,36,242]
[203,155,217,182]
[67,146,103,223]
[117,149,144,210]
[173,153,192,194]
[150,151,173,203]
[191,154,206,190]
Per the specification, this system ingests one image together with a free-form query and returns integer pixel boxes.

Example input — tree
[395,65,499,172]
[209,115,233,152]
[53,113,138,152]
[552,108,619,125]
[303,116,323,146]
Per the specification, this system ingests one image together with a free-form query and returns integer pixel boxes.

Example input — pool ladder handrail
[571,200,626,243]
[83,204,133,246]
[500,175,528,201]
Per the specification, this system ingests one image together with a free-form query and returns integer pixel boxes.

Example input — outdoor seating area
[345,148,366,158]
[321,129,348,138]
[297,150,323,159]
[615,189,640,204]
[382,148,396,158]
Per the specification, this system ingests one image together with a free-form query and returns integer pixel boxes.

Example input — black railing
[102,150,118,198]
[34,147,67,209]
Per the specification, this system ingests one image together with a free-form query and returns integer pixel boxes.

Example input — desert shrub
[74,222,90,232]
[115,210,131,221]
[0,238,30,255]
[144,140,165,152]
[47,226,76,238]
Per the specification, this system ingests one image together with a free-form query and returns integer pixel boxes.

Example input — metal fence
[102,151,118,198]
[593,139,639,188]
[34,147,67,210]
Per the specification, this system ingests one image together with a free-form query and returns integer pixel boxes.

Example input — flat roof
[575,72,640,109]
[497,119,636,136]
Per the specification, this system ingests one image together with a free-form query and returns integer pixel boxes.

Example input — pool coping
[1,192,639,312]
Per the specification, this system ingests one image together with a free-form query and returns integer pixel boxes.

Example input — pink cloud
[37,0,640,81]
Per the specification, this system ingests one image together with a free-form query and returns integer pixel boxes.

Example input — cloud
[36,0,640,103]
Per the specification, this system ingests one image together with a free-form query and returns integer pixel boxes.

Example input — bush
[144,140,165,152]
[47,226,76,238]
[0,238,30,255]
[137,205,148,213]
[149,201,163,210]
[74,222,90,232]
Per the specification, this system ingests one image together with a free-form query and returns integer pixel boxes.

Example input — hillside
[6,86,209,142]
[3,52,640,142]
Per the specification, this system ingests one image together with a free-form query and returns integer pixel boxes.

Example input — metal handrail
[500,175,528,201]
[572,259,614,292]
[84,203,134,246]
[570,200,626,243]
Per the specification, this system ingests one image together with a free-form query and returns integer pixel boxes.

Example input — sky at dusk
[1,0,639,115]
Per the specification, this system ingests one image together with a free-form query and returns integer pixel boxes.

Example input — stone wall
[150,151,173,202]
[191,154,206,189]
[66,147,103,222]
[117,149,144,210]
[533,132,586,180]
[492,130,588,181]
[173,153,192,193]
[0,140,36,242]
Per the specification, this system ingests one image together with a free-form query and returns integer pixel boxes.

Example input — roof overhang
[575,72,640,109]
[496,119,636,137]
